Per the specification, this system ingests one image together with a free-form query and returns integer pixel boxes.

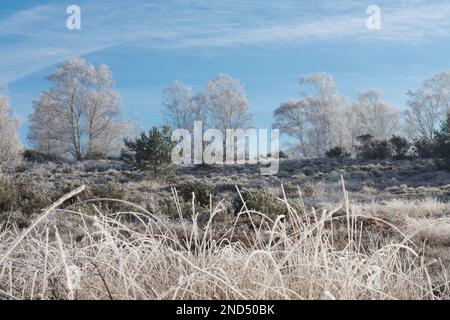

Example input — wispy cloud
[1,0,450,83]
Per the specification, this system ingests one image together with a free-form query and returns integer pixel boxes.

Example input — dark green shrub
[389,135,411,160]
[158,192,211,223]
[54,180,127,215]
[88,180,128,213]
[158,195,179,218]
[355,135,392,160]
[0,176,52,227]
[279,151,289,159]
[90,180,126,200]
[434,114,450,170]
[268,151,288,159]
[356,134,374,144]
[325,146,351,159]
[54,181,89,204]
[0,176,14,212]
[14,177,52,216]
[85,151,107,160]
[373,140,392,159]
[120,149,135,164]
[177,179,215,207]
[413,138,436,158]
[232,188,294,218]
[22,149,62,163]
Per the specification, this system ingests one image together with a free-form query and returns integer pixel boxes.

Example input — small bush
[90,180,126,200]
[370,140,391,159]
[267,151,288,159]
[413,138,436,158]
[157,194,201,220]
[0,176,52,227]
[88,181,128,212]
[158,194,179,218]
[301,181,316,198]
[232,188,301,218]
[0,176,14,212]
[177,179,215,207]
[279,151,289,159]
[434,114,450,170]
[85,150,107,160]
[158,192,212,222]
[14,176,52,216]
[22,149,62,163]
[325,146,351,159]
[355,135,392,160]
[83,160,112,173]
[54,181,88,203]
[54,180,129,215]
[389,135,411,160]
[282,182,298,197]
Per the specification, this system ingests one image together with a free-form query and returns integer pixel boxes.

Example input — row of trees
[162,75,252,136]
[324,115,450,168]
[0,56,449,169]
[121,75,253,176]
[273,71,450,157]
[0,58,255,170]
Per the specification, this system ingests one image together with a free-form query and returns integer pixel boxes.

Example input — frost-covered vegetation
[1,158,450,300]
[1,58,450,300]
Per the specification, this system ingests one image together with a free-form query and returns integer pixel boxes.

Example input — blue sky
[2,0,450,144]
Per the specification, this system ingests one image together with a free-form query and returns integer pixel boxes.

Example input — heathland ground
[1,157,449,299]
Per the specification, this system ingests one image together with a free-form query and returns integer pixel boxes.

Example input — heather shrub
[22,149,63,163]
[0,176,14,212]
[87,180,129,213]
[325,146,351,159]
[83,160,115,173]
[157,194,179,218]
[413,138,436,159]
[90,180,126,200]
[13,176,52,216]
[282,182,298,197]
[301,181,316,198]
[434,114,450,170]
[157,192,212,223]
[232,188,295,218]
[389,135,411,160]
[0,176,52,226]
[54,180,126,211]
[54,181,88,204]
[177,179,215,207]
[355,135,392,160]
[267,151,288,159]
